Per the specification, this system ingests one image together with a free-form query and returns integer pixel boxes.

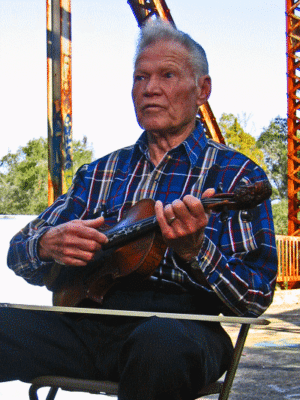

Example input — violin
[44,180,272,307]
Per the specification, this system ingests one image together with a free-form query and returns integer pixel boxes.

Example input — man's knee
[120,317,197,369]
[118,316,232,393]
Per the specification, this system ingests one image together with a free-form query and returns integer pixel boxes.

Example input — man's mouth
[142,104,164,111]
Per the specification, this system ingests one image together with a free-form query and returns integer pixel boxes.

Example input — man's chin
[139,120,173,134]
[145,126,174,136]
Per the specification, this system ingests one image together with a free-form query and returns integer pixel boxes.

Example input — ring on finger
[167,216,176,225]
[54,259,66,266]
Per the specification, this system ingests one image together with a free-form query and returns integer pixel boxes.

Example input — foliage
[271,199,288,236]
[72,136,93,171]
[218,114,289,234]
[0,137,93,215]
[218,113,267,171]
[256,117,287,200]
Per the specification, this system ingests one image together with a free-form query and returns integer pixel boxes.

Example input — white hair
[134,19,209,78]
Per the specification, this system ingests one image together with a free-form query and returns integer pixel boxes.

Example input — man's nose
[144,76,161,95]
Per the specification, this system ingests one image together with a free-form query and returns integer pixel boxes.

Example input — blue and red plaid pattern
[7,122,278,316]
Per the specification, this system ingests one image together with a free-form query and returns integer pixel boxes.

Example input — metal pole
[47,0,73,205]
[286,0,300,235]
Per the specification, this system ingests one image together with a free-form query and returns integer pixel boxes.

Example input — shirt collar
[134,121,207,167]
[180,121,208,166]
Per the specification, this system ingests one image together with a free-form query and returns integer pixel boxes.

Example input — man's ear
[196,75,211,106]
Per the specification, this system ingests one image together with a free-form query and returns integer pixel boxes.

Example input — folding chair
[28,311,269,400]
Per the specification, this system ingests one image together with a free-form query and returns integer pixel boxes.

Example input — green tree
[257,117,287,200]
[271,199,288,236]
[219,113,266,171]
[0,137,93,215]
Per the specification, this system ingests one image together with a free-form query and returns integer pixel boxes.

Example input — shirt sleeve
[7,164,92,286]
[196,181,278,317]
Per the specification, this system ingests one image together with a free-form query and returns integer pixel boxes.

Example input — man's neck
[147,122,196,166]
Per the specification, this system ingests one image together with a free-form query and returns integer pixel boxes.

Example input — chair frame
[28,310,269,400]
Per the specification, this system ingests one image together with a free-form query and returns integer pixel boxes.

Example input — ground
[201,289,300,400]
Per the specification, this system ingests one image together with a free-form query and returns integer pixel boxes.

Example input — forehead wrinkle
[135,41,192,66]
[134,49,194,78]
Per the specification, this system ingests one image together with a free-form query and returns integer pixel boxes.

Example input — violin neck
[102,197,229,251]
[101,180,271,252]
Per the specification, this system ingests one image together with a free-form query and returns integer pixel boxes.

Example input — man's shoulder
[206,138,239,154]
[203,138,269,190]
[206,138,259,166]
[79,144,136,175]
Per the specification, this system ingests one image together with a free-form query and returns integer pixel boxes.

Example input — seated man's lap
[0,288,233,394]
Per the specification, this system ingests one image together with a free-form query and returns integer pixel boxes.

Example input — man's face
[132,40,210,136]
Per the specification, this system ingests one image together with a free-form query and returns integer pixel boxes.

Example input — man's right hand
[38,217,108,267]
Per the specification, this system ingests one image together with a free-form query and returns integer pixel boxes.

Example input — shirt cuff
[27,226,54,270]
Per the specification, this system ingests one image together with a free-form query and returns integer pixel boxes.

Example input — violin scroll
[232,181,272,210]
[203,181,272,211]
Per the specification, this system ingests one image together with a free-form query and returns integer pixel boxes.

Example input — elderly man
[1,20,277,400]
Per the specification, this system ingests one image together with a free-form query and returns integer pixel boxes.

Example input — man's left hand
[155,190,214,261]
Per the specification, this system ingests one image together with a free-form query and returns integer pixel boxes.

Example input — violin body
[45,199,167,307]
[44,181,272,308]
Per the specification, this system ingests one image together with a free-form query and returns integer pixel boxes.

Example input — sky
[0,0,286,162]
[0,0,287,398]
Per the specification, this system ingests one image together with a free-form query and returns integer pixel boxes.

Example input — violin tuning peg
[241,210,252,222]
[220,206,229,222]
[217,183,223,194]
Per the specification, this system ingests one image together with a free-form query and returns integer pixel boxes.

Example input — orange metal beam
[151,0,174,23]
[198,103,225,144]
[128,0,175,27]
[276,235,300,288]
[286,0,300,235]
[47,0,73,204]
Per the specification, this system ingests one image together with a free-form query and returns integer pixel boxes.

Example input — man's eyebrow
[133,68,148,75]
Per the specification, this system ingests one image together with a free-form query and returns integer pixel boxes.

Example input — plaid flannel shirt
[7,122,278,316]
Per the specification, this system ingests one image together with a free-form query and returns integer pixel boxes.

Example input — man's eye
[134,75,145,82]
[165,72,174,78]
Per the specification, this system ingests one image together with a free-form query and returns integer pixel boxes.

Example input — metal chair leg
[218,323,250,400]
[29,383,58,400]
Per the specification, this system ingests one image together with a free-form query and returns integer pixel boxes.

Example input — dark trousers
[0,285,233,400]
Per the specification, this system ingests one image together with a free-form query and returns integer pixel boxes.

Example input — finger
[155,200,165,223]
[172,197,209,233]
[202,188,215,198]
[72,236,103,253]
[169,197,203,225]
[163,204,178,226]
[155,201,175,231]
[49,222,107,263]
[156,199,197,229]
[54,252,95,267]
[71,218,108,245]
[181,196,203,219]
[182,194,213,220]
[82,216,105,229]
[81,217,108,240]
[76,227,108,245]
[53,240,102,266]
